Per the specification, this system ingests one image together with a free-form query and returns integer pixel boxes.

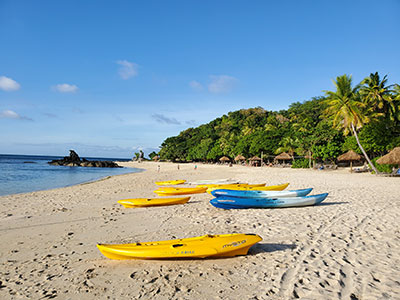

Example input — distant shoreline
[0,155,141,197]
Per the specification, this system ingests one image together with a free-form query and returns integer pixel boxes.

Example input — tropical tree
[274,136,298,159]
[148,151,158,160]
[391,84,400,124]
[360,72,397,122]
[323,74,379,174]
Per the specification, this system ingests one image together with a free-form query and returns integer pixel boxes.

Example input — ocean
[0,154,142,196]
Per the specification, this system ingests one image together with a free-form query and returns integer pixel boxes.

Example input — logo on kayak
[174,251,194,255]
[222,240,246,248]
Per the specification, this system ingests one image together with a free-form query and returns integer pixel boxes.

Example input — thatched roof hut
[234,155,246,161]
[377,147,400,165]
[337,150,363,162]
[274,152,292,161]
[219,156,231,162]
[249,156,261,161]
[152,155,159,161]
[249,156,261,167]
[337,150,363,172]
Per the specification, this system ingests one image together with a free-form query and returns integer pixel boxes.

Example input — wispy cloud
[53,83,78,93]
[43,112,58,118]
[0,76,20,91]
[186,120,197,126]
[189,80,203,91]
[0,110,33,121]
[117,60,138,80]
[208,75,238,93]
[72,107,85,114]
[151,113,181,125]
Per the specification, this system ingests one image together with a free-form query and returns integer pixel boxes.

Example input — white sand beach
[0,162,399,299]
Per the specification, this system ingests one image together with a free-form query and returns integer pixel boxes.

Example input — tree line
[157,72,400,171]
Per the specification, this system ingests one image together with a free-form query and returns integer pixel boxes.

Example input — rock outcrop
[48,150,121,168]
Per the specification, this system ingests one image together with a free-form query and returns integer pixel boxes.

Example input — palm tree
[275,136,299,160]
[323,74,379,174]
[360,72,396,122]
[390,84,400,124]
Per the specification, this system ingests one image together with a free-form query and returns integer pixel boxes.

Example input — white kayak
[189,179,241,185]
[211,188,313,198]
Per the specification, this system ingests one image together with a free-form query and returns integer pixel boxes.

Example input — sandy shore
[0,161,399,299]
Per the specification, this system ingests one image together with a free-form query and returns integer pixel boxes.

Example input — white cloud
[0,110,33,121]
[117,60,138,80]
[189,80,203,91]
[53,83,78,93]
[0,76,21,91]
[208,75,238,93]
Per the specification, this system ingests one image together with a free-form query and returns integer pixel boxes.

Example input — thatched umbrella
[219,156,231,163]
[274,152,292,162]
[249,156,261,166]
[376,147,400,166]
[337,150,363,172]
[152,155,159,161]
[249,156,261,161]
[234,155,246,162]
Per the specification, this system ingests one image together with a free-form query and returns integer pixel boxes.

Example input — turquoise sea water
[0,154,142,196]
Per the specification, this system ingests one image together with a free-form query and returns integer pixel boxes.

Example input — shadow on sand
[249,243,297,255]
[187,200,202,204]
[318,201,349,206]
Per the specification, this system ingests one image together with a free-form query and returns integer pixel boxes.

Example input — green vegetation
[158,72,400,172]
[370,157,394,174]
[292,159,309,169]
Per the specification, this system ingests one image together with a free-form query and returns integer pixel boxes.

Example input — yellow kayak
[118,197,190,208]
[207,183,289,193]
[154,187,207,196]
[197,183,265,188]
[155,180,186,186]
[203,183,266,193]
[97,233,262,260]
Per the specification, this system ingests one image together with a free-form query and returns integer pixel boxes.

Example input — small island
[48,150,121,168]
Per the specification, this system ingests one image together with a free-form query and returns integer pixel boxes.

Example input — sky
[1,0,400,158]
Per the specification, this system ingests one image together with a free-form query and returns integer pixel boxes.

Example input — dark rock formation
[48,150,121,168]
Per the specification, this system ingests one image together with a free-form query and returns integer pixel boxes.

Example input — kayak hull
[207,183,289,193]
[97,233,262,260]
[210,193,328,209]
[189,179,240,185]
[211,188,312,198]
[155,180,186,186]
[118,197,190,208]
[198,183,265,188]
[154,187,207,196]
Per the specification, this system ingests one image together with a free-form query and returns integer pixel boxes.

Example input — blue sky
[1,0,399,158]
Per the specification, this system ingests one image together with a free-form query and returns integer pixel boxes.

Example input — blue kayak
[211,188,312,198]
[210,193,328,209]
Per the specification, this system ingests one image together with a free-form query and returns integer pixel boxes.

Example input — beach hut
[219,156,231,164]
[337,150,363,172]
[274,152,292,166]
[234,155,246,164]
[376,147,400,166]
[249,156,261,167]
[152,155,159,162]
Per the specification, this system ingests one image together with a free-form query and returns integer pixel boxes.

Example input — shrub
[292,158,309,168]
[370,157,394,174]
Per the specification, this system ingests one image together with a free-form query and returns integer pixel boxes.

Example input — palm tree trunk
[351,123,379,174]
